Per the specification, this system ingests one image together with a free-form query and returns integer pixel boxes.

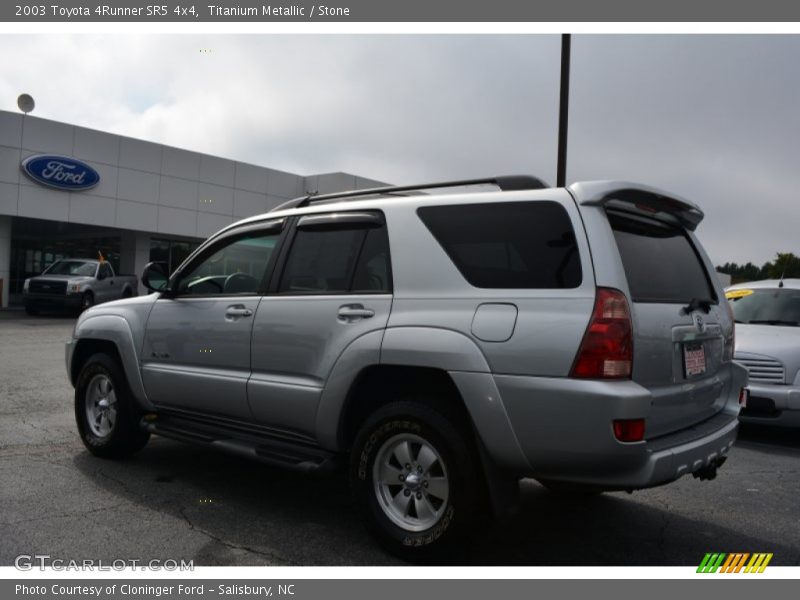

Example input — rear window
[609,211,716,303]
[417,201,582,289]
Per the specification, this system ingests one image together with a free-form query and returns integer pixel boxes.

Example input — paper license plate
[684,343,706,377]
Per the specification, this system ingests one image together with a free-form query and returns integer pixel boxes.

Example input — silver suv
[66,176,748,559]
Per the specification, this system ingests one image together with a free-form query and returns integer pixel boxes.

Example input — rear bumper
[739,382,800,427]
[492,360,747,489]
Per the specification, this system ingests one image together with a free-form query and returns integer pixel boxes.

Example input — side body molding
[71,314,154,410]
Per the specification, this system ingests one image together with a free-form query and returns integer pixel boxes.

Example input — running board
[142,414,339,474]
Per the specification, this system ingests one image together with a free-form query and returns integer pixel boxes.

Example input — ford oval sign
[21,154,100,191]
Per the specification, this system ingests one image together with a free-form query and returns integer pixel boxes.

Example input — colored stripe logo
[697,552,773,573]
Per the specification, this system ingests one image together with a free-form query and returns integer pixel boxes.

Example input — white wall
[0,110,384,306]
[0,110,307,240]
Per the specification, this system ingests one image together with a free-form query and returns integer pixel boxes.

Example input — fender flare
[381,327,529,472]
[72,314,153,410]
[380,326,491,373]
[319,326,530,472]
[316,329,385,449]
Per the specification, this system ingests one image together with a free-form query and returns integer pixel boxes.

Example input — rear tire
[350,401,486,562]
[75,353,149,458]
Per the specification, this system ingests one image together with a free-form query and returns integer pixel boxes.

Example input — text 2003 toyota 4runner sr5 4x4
[66,176,748,559]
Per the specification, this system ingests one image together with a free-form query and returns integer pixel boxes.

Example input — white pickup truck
[23,259,138,315]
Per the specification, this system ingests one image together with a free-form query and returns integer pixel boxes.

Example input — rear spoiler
[567,181,704,231]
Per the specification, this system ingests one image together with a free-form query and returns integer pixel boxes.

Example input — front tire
[75,353,149,458]
[80,291,94,312]
[350,401,486,561]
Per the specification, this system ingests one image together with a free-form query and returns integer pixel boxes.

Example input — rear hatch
[571,183,732,438]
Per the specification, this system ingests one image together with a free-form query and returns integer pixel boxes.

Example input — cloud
[568,35,800,265]
[0,34,797,265]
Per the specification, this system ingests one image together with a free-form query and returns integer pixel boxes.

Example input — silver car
[726,279,800,427]
[65,176,748,559]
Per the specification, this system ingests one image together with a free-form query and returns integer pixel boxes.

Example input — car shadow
[737,423,800,450]
[72,437,797,566]
[0,308,76,322]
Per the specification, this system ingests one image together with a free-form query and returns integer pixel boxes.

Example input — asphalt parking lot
[0,310,798,566]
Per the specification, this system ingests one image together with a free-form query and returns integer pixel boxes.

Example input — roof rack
[270,175,549,212]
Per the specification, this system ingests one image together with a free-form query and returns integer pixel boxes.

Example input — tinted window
[730,288,800,326]
[177,232,279,296]
[417,201,582,289]
[99,263,113,279]
[352,228,392,293]
[609,211,715,303]
[280,224,392,294]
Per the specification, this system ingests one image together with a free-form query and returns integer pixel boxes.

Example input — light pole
[556,34,571,187]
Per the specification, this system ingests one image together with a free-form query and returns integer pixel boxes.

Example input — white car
[727,279,800,427]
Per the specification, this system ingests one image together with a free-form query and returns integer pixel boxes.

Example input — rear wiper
[747,320,799,326]
[681,297,713,314]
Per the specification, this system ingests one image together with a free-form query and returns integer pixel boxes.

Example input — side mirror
[141,262,170,293]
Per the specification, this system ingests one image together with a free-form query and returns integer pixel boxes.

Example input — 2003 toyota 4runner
[65,176,748,559]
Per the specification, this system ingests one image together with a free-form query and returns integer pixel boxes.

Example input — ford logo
[21,154,100,191]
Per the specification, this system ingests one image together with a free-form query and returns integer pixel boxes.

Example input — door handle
[225,305,254,319]
[338,304,375,322]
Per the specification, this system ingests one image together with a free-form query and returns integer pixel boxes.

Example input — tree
[716,252,800,284]
[716,261,770,284]
[766,252,800,279]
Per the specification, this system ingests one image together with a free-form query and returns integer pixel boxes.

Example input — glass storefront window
[9,218,122,295]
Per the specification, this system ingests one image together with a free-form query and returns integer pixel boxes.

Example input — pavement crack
[1,501,129,527]
[177,505,297,566]
[93,467,146,499]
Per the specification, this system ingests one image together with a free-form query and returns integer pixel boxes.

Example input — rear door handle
[225,305,253,319]
[338,304,375,322]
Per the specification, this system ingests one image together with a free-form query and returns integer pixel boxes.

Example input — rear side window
[279,224,391,294]
[608,211,716,303]
[417,201,582,289]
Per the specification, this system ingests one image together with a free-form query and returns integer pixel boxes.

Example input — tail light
[570,287,633,379]
[613,418,646,442]
[738,387,749,407]
[723,300,735,361]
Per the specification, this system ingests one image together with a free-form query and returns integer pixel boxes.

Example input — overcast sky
[0,34,798,266]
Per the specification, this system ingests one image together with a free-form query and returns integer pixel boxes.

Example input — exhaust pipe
[693,456,727,481]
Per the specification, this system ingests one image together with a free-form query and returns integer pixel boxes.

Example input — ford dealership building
[0,109,382,308]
